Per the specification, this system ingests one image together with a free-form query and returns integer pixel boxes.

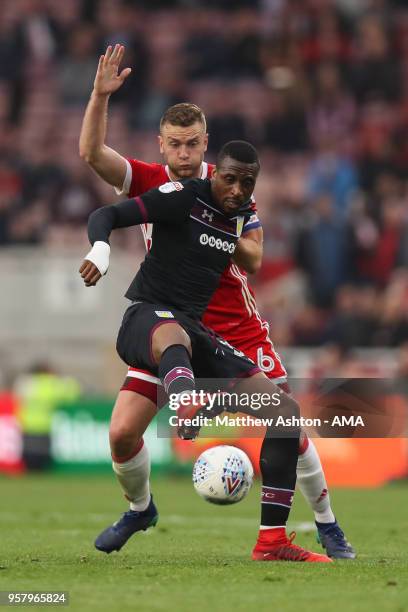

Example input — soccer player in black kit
[80,141,331,562]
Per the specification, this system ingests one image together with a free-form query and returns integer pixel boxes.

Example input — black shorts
[116,302,260,382]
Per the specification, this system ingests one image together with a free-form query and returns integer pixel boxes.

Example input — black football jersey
[88,177,252,319]
[125,178,251,319]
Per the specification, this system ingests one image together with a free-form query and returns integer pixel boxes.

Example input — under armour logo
[202,209,214,222]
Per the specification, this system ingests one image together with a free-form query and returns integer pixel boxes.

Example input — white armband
[84,241,111,275]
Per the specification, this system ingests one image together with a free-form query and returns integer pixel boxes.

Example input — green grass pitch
[1,474,407,612]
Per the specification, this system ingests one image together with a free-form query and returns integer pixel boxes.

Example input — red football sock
[256,527,287,546]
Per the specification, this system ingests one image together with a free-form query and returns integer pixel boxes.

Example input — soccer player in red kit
[79,44,354,559]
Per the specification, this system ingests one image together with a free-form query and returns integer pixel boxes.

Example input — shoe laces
[323,524,347,544]
[273,531,310,561]
[113,509,140,528]
[123,510,140,519]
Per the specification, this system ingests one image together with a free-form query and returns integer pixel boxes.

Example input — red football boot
[252,529,333,563]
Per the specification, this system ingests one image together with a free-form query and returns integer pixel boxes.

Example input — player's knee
[151,324,191,364]
[270,391,300,433]
[282,394,300,420]
[275,394,301,439]
[109,423,138,457]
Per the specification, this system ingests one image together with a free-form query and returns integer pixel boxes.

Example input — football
[192,445,254,505]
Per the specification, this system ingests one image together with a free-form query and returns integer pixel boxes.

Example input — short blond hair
[160,103,207,132]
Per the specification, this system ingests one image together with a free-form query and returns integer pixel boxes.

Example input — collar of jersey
[165,161,209,180]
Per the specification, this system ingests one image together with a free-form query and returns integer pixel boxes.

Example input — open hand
[93,44,132,96]
[79,260,102,287]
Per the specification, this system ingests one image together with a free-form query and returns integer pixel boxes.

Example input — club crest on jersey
[158,181,184,193]
[202,209,214,223]
[155,310,175,318]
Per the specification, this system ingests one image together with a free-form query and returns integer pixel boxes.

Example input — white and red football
[192,445,254,505]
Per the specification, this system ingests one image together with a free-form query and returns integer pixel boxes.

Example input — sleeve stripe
[114,159,132,196]
[242,220,262,233]
[134,196,148,224]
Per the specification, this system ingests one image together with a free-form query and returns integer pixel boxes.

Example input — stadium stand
[1,0,407,383]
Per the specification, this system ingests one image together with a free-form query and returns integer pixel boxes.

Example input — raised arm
[79,44,131,189]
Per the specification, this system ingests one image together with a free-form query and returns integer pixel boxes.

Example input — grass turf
[0,474,407,612]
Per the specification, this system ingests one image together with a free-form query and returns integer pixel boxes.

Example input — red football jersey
[118,158,262,338]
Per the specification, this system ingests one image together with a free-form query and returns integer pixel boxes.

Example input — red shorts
[120,321,287,403]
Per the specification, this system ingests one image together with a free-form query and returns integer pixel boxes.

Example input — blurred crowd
[0,0,408,349]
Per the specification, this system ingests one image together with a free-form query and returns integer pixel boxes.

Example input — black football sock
[260,430,300,527]
[159,345,195,397]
